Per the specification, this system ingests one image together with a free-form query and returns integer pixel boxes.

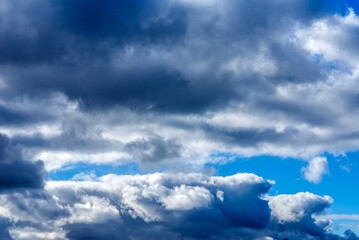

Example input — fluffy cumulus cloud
[268,192,333,238]
[0,172,354,240]
[0,0,359,238]
[302,157,329,184]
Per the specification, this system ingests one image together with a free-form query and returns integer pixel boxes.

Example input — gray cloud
[0,217,12,240]
[0,133,48,239]
[0,133,46,191]
[0,0,328,113]
[124,135,182,163]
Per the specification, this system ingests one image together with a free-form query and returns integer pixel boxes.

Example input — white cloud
[216,190,224,202]
[297,8,359,69]
[67,195,120,224]
[268,192,333,223]
[34,151,131,171]
[9,227,66,240]
[302,157,329,184]
[71,172,98,181]
[45,172,272,228]
[161,185,213,210]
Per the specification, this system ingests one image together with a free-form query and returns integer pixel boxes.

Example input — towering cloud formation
[0,172,353,240]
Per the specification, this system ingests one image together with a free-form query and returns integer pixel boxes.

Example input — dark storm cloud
[0,0,331,115]
[64,218,180,240]
[56,0,187,44]
[0,0,186,65]
[0,104,52,126]
[64,216,260,240]
[0,133,46,190]
[1,58,239,113]
[0,0,205,112]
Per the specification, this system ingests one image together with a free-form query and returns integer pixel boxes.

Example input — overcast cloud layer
[1,0,359,239]
[1,0,359,170]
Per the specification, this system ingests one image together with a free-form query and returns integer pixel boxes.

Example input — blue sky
[1,0,359,239]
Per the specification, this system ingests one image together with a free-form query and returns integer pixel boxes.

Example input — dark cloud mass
[0,0,351,163]
[0,133,47,239]
[0,133,45,190]
[0,0,328,112]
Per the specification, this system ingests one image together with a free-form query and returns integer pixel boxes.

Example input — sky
[1,0,359,239]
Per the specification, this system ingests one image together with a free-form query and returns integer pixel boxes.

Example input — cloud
[161,185,213,210]
[325,214,359,221]
[0,217,12,240]
[0,190,69,240]
[343,230,359,240]
[0,171,354,239]
[0,172,354,239]
[71,172,98,182]
[0,133,49,238]
[269,192,333,224]
[302,156,329,184]
[0,133,46,190]
[0,0,327,115]
[124,135,182,164]
[268,192,333,238]
[0,0,358,239]
[0,172,271,239]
